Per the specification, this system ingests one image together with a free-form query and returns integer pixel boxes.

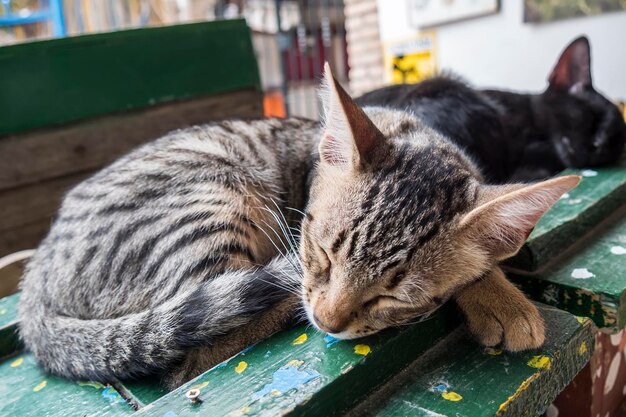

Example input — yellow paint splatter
[579,341,587,355]
[354,344,371,356]
[527,355,551,369]
[33,380,47,392]
[235,361,248,374]
[10,358,23,367]
[441,391,463,402]
[484,347,503,356]
[78,381,105,389]
[575,316,588,325]
[287,359,304,367]
[292,333,308,345]
[496,372,540,416]
[191,381,209,390]
[270,389,281,396]
[229,405,251,416]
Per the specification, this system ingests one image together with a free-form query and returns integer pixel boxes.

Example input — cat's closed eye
[387,271,405,289]
[363,295,401,309]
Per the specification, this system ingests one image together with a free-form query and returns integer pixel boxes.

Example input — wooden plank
[0,19,260,136]
[0,89,262,257]
[131,306,459,416]
[511,212,626,331]
[0,353,136,417]
[0,293,134,416]
[352,306,594,417]
[0,88,263,191]
[509,164,626,271]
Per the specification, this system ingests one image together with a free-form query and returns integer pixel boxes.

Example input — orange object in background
[264,91,286,118]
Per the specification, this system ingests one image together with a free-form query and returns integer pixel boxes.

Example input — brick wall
[344,0,385,96]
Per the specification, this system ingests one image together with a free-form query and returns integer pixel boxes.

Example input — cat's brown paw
[455,267,545,352]
[463,301,545,351]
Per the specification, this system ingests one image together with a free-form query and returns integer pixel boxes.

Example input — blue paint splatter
[252,362,319,399]
[324,334,340,347]
[162,412,177,417]
[101,387,123,403]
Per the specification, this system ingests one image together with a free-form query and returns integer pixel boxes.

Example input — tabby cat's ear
[319,62,385,170]
[548,36,592,94]
[460,175,581,261]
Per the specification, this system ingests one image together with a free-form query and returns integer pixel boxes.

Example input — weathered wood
[511,212,626,331]
[352,307,594,417]
[0,251,32,298]
[0,173,91,258]
[125,306,460,416]
[0,19,260,137]
[0,89,263,258]
[0,88,263,192]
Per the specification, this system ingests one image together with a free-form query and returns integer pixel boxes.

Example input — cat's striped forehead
[310,134,478,277]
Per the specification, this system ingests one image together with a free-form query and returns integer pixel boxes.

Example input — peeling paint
[190,381,209,390]
[354,344,371,355]
[497,372,540,415]
[235,361,248,374]
[527,355,551,369]
[571,268,594,279]
[441,391,462,401]
[292,333,308,345]
[252,360,319,399]
[33,380,47,392]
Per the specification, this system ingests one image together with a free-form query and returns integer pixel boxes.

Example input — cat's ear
[319,62,385,170]
[460,175,581,261]
[548,36,592,94]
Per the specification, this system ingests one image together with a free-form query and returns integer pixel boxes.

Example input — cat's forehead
[319,142,479,277]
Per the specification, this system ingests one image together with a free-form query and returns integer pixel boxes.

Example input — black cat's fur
[356,36,626,183]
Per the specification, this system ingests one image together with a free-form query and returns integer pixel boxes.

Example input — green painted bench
[0,293,594,416]
[1,17,625,417]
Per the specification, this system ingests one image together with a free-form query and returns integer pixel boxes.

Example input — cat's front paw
[464,301,545,352]
[455,267,545,352]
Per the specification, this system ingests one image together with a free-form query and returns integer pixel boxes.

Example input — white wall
[376,1,626,99]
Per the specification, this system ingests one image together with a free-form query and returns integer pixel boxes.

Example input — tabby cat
[356,36,626,183]
[19,65,579,388]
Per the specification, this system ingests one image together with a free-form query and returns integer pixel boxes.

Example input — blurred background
[1,1,625,118]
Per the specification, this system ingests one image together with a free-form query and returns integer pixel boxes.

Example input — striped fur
[19,118,317,384]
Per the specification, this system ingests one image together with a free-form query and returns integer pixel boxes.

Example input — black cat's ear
[319,62,385,171]
[548,36,592,94]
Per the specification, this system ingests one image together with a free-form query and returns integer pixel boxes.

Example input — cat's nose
[313,313,348,334]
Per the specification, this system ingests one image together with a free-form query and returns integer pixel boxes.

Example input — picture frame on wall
[524,0,626,23]
[408,0,500,28]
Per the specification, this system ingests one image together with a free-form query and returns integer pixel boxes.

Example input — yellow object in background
[384,32,437,85]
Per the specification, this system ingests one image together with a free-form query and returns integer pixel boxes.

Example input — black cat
[356,36,626,183]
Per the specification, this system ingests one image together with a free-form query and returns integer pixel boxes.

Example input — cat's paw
[464,301,545,352]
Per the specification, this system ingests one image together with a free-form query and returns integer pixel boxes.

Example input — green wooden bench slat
[0,293,141,415]
[134,306,459,417]
[355,306,593,417]
[0,19,260,136]
[510,163,626,271]
[123,378,169,407]
[511,212,626,331]
[0,352,135,417]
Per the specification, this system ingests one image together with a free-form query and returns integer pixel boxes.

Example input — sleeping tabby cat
[19,65,579,388]
[356,36,626,183]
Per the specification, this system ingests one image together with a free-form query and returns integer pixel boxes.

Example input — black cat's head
[542,36,626,168]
